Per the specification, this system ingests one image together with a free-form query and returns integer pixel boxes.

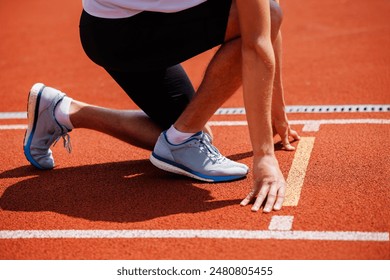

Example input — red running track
[0,0,389,259]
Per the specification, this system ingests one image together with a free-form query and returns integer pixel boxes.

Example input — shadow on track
[0,160,241,223]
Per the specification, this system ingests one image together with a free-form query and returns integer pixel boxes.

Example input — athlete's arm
[271,0,300,150]
[236,0,286,212]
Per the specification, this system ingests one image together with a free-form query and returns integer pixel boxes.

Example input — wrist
[272,104,286,116]
[252,143,275,157]
[252,152,278,167]
[272,110,288,124]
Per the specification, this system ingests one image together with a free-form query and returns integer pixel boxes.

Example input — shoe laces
[53,132,72,153]
[198,133,225,164]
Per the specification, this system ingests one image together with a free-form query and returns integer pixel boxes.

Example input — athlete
[23,0,300,212]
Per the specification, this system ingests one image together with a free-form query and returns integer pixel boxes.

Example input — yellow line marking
[283,137,315,206]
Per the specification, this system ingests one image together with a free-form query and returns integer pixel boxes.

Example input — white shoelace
[198,134,226,164]
[53,133,72,153]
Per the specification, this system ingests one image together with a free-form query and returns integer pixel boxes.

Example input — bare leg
[174,39,242,133]
[69,101,161,150]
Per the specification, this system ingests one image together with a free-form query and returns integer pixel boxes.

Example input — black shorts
[79,0,232,129]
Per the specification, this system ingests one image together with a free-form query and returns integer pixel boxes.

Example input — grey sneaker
[23,83,72,169]
[150,131,249,182]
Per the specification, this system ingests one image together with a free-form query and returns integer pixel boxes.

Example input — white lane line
[208,119,390,132]
[1,104,389,120]
[297,119,390,132]
[1,119,389,131]
[0,112,26,119]
[268,216,294,231]
[215,105,390,114]
[283,137,315,207]
[302,122,321,132]
[209,121,248,126]
[0,229,388,242]
[0,124,27,130]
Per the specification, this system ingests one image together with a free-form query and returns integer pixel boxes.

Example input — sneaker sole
[23,83,48,170]
[150,153,246,183]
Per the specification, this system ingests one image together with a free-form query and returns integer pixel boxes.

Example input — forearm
[272,30,287,120]
[243,46,275,156]
[270,0,287,120]
[237,0,275,156]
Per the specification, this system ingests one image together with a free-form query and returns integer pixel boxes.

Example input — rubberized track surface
[0,0,389,259]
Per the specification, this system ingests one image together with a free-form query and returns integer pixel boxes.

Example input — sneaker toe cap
[30,149,55,169]
[37,157,55,169]
[209,164,249,177]
[234,162,249,173]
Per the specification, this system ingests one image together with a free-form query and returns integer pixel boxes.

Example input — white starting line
[1,119,390,132]
[208,119,390,132]
[0,229,388,242]
[3,104,389,120]
[0,124,27,130]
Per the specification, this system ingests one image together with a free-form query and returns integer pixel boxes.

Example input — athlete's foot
[23,83,72,169]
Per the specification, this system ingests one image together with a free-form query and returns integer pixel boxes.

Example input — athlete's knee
[270,0,283,40]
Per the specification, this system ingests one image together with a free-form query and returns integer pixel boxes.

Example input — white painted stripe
[0,229,388,242]
[0,112,26,119]
[297,119,390,132]
[284,137,315,207]
[268,216,294,231]
[302,122,321,132]
[215,105,390,115]
[0,124,27,130]
[209,121,248,126]
[208,119,390,128]
[1,105,389,120]
[286,105,390,114]
[1,119,389,131]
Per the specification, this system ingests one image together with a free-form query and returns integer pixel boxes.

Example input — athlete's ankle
[166,125,196,144]
[54,96,74,130]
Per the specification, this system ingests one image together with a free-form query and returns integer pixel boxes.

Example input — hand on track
[240,154,286,212]
[273,118,301,151]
